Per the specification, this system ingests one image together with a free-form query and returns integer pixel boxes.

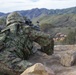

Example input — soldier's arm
[30,29,51,40]
[28,29,54,55]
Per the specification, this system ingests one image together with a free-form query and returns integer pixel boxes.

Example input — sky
[0,0,76,13]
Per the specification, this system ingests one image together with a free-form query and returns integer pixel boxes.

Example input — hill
[0,12,5,16]
[32,13,76,32]
[18,7,76,19]
[32,14,76,27]
[0,6,76,19]
[0,7,76,34]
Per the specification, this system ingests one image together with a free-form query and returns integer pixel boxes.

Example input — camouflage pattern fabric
[0,27,33,74]
[29,28,54,55]
[6,12,25,26]
[0,12,54,75]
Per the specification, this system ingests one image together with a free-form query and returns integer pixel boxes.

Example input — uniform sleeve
[29,29,51,46]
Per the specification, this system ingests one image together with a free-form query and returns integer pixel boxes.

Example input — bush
[62,30,76,44]
[40,23,54,32]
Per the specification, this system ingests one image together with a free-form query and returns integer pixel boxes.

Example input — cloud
[0,0,76,13]
[30,0,39,2]
[35,0,76,9]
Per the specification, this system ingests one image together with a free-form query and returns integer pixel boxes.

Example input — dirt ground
[28,45,76,75]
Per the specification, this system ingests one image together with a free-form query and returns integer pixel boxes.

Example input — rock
[60,51,76,66]
[21,63,55,75]
[61,70,76,75]
[60,53,73,67]
[32,42,41,53]
[66,71,76,75]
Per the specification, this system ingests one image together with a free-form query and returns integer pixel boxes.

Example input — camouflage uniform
[0,12,54,75]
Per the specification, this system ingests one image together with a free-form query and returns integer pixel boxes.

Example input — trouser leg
[40,39,54,55]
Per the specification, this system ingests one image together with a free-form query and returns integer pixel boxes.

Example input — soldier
[0,12,33,75]
[0,12,54,75]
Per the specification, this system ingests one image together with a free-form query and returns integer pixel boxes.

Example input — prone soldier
[0,12,54,75]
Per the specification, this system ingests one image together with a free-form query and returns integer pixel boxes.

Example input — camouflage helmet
[6,12,25,26]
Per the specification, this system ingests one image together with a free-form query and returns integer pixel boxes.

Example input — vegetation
[32,14,76,27]
[62,29,76,44]
[40,23,54,32]
[0,17,6,25]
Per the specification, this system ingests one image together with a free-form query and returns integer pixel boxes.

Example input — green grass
[32,14,76,27]
[32,13,76,35]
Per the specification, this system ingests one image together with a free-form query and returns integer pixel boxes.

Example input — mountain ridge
[0,6,76,34]
[0,6,76,19]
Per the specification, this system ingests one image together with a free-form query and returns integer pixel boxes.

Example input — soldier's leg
[30,30,54,55]
[0,48,32,75]
[40,38,54,55]
[35,37,54,55]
